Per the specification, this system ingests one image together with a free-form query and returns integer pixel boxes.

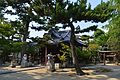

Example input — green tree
[94,28,108,46]
[59,43,71,66]
[107,0,120,50]
[0,20,17,63]
[4,0,45,59]
[32,0,113,75]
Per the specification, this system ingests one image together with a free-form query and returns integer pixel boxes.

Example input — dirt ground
[0,64,120,80]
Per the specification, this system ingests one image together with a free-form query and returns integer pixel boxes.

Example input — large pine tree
[31,0,113,75]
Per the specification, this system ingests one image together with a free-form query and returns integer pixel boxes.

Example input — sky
[4,0,108,38]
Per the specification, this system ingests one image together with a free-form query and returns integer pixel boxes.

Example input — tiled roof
[48,28,87,47]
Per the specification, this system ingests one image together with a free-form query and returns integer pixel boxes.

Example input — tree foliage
[4,0,46,56]
[93,28,108,46]
[59,43,71,62]
[107,0,120,50]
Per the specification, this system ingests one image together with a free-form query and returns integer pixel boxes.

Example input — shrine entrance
[99,51,120,65]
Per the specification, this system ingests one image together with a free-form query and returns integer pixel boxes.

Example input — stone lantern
[46,54,55,72]
[21,54,28,68]
[9,53,16,68]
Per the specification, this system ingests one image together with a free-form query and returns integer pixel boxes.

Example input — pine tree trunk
[69,22,85,75]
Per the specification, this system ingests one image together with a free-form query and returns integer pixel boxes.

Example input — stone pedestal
[10,60,16,68]
[55,63,60,70]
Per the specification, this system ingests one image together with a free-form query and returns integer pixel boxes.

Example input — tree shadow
[0,66,120,80]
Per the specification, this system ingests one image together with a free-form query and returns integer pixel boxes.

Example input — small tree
[59,43,71,67]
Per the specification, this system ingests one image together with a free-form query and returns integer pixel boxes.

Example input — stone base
[21,62,28,68]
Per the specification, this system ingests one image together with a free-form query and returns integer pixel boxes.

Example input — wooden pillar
[115,52,119,65]
[103,53,106,65]
[45,47,47,65]
[113,53,116,63]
